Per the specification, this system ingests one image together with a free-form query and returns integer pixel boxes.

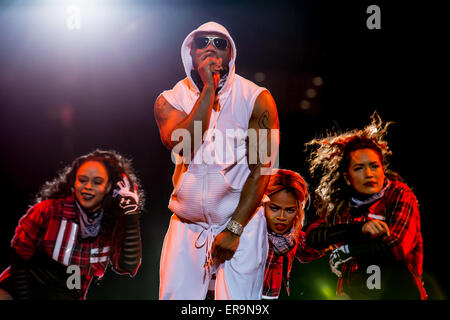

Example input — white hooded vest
[159,22,269,300]
[161,22,268,228]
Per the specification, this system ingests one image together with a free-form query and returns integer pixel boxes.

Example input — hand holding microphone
[198,53,223,90]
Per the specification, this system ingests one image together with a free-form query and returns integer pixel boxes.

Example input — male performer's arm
[211,90,279,263]
[154,55,222,155]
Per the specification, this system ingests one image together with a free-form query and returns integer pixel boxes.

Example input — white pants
[159,208,268,300]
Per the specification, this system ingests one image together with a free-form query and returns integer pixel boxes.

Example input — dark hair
[35,149,145,244]
[306,112,400,223]
[264,169,309,236]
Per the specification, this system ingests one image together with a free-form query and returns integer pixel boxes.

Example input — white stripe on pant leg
[63,223,78,266]
[52,219,67,261]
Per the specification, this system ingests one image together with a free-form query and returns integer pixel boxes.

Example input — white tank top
[161,75,267,228]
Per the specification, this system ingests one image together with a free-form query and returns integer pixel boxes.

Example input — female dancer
[262,169,324,299]
[0,149,144,299]
[304,113,426,299]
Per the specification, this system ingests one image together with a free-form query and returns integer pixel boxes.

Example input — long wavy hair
[305,112,400,223]
[34,149,145,245]
[264,169,309,238]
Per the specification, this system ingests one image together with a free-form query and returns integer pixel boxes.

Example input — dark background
[0,0,445,300]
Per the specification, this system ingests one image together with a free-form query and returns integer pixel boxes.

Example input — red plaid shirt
[306,180,427,299]
[2,193,138,299]
[262,231,325,299]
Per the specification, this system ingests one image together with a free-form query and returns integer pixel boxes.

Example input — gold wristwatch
[226,220,243,236]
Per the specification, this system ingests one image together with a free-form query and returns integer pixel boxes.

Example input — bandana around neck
[268,228,297,255]
[350,179,391,208]
[75,201,104,239]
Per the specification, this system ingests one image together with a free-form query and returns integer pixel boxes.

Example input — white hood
[180,21,237,95]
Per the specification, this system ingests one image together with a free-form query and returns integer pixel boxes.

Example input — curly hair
[305,112,400,223]
[265,169,309,237]
[34,149,145,245]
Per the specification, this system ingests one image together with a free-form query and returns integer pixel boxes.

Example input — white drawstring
[195,225,217,283]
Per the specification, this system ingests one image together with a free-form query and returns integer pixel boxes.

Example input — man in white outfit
[154,21,279,299]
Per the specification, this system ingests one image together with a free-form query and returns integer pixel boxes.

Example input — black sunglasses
[193,36,228,51]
